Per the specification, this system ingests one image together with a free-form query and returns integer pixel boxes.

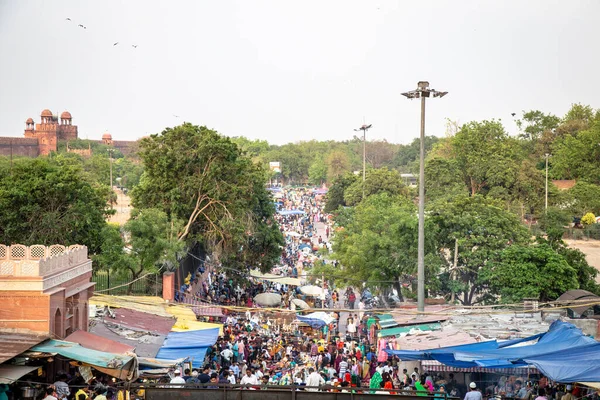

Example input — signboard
[269,162,281,173]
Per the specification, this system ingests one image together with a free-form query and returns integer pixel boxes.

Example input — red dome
[102,133,112,140]
[26,118,34,123]
[60,111,72,119]
[41,109,52,117]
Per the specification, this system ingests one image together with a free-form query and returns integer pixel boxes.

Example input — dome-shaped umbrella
[290,298,310,310]
[300,285,323,297]
[254,292,282,307]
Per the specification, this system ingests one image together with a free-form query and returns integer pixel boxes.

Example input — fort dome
[102,133,112,140]
[26,118,34,123]
[41,109,52,117]
[60,111,72,119]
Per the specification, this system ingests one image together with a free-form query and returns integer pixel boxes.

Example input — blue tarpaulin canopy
[156,328,219,368]
[387,321,600,382]
[278,210,305,216]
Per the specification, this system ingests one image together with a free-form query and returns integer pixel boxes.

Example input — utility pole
[450,238,458,303]
[545,153,550,213]
[108,148,114,209]
[401,81,447,312]
[354,124,372,199]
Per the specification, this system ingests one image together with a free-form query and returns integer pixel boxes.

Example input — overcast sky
[0,0,598,145]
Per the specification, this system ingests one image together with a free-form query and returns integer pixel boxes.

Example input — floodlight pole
[401,81,447,312]
[354,124,372,199]
[545,153,550,213]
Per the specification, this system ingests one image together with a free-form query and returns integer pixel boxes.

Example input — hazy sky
[1,0,599,145]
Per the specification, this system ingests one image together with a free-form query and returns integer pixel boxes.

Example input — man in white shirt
[240,369,259,386]
[221,347,233,367]
[338,358,348,379]
[170,370,186,385]
[305,368,325,392]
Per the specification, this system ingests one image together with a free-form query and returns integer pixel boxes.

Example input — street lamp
[401,81,447,312]
[354,123,372,199]
[545,153,550,213]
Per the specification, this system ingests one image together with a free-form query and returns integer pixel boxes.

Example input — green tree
[516,110,561,143]
[566,181,600,215]
[424,156,468,200]
[451,120,522,196]
[308,156,328,185]
[326,150,351,181]
[0,157,111,251]
[132,123,283,272]
[481,242,578,303]
[430,195,530,305]
[93,223,131,272]
[121,208,184,292]
[323,173,358,213]
[327,193,441,294]
[344,168,408,206]
[551,121,600,182]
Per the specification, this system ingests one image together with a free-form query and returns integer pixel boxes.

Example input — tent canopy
[0,365,38,384]
[250,269,302,286]
[156,328,219,368]
[378,323,442,338]
[387,321,600,383]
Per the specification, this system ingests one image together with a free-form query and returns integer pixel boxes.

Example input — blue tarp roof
[155,328,219,368]
[278,210,305,216]
[30,339,134,369]
[386,321,600,382]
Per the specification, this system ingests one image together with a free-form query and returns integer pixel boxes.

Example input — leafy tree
[327,193,441,294]
[430,195,530,305]
[367,140,396,169]
[481,242,578,303]
[323,173,358,213]
[539,207,572,243]
[566,181,600,215]
[131,123,283,272]
[344,168,408,206]
[326,150,351,181]
[93,223,131,272]
[451,120,522,196]
[122,208,184,292]
[424,156,468,200]
[392,136,439,170]
[0,157,111,251]
[516,110,560,143]
[308,156,327,185]
[551,121,600,182]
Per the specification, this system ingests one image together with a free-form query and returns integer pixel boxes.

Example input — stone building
[0,109,137,157]
[0,244,95,339]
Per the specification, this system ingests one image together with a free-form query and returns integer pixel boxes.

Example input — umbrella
[300,285,323,297]
[290,298,310,310]
[254,293,282,307]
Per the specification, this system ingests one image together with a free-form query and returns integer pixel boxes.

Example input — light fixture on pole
[545,153,550,212]
[401,81,447,312]
[354,123,372,199]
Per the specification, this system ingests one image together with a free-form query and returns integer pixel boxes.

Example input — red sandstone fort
[0,109,136,157]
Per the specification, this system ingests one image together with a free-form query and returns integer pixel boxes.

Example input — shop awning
[378,314,399,329]
[0,330,48,364]
[250,269,302,286]
[0,365,39,384]
[29,339,138,381]
[378,322,442,338]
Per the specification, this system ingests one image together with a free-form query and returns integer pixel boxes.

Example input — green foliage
[539,207,571,243]
[566,181,600,215]
[551,121,600,182]
[131,123,284,272]
[308,156,328,185]
[325,150,351,181]
[517,110,561,143]
[430,194,530,305]
[582,212,596,225]
[93,223,131,272]
[330,193,441,292]
[482,242,578,303]
[424,156,468,200]
[323,173,358,213]
[393,136,440,171]
[343,168,408,206]
[0,157,111,252]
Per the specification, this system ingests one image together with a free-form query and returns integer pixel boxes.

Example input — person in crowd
[305,367,325,392]
[170,370,186,385]
[53,374,70,400]
[465,382,482,400]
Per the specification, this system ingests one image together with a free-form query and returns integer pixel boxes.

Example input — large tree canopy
[0,157,111,251]
[132,123,283,271]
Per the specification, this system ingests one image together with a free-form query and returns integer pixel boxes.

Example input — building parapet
[0,244,88,277]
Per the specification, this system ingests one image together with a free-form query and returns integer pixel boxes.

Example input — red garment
[384,381,396,394]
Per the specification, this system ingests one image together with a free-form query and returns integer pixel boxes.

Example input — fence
[563,226,600,240]
[92,270,162,296]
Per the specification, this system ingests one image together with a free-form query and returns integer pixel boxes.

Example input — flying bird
[173,115,180,118]
[113,42,119,46]
[511,113,516,117]
[78,24,86,29]
[132,45,138,48]
[66,18,71,21]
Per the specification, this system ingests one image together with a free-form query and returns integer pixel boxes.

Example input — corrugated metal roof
[65,330,135,354]
[378,322,442,338]
[0,330,48,364]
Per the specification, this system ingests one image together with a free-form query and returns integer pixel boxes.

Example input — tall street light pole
[354,124,372,199]
[545,153,550,213]
[401,81,447,312]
